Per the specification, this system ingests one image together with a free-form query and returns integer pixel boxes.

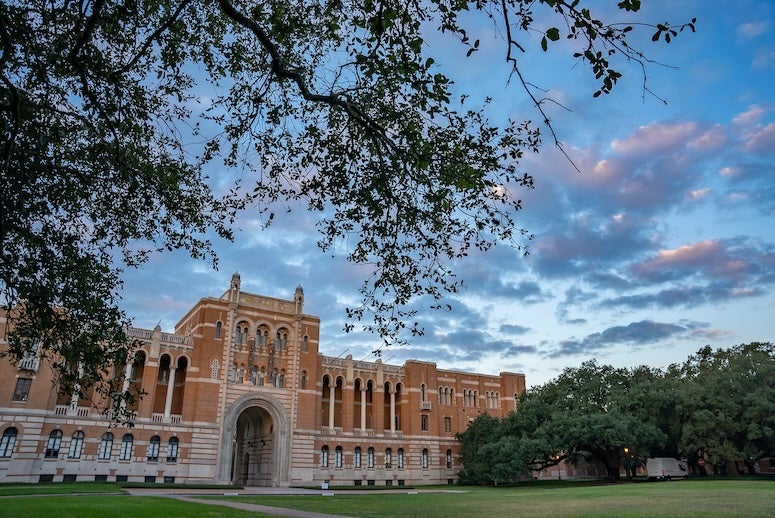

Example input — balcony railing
[18,357,40,372]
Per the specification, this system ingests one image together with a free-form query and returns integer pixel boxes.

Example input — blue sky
[121,1,775,387]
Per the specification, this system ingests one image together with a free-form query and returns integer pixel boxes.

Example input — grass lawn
[0,479,771,517]
[0,494,280,518]
[210,479,773,517]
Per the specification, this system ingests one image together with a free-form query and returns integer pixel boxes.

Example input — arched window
[320,445,329,468]
[397,448,404,469]
[300,371,307,390]
[98,432,113,460]
[215,321,222,339]
[446,449,453,469]
[250,365,257,385]
[167,437,179,462]
[367,447,375,468]
[258,367,265,386]
[45,429,62,458]
[257,326,269,347]
[147,435,160,461]
[420,383,427,402]
[119,433,133,461]
[303,335,309,351]
[278,370,285,388]
[67,430,84,459]
[422,448,429,469]
[1,427,18,458]
[335,446,343,468]
[354,447,362,469]
[385,447,392,468]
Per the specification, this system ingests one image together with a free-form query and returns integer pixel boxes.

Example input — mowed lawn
[211,479,773,518]
[0,479,771,517]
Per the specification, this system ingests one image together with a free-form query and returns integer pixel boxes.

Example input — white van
[647,457,688,480]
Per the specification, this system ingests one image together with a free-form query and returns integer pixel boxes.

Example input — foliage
[675,342,775,471]
[1,0,694,416]
[457,345,774,483]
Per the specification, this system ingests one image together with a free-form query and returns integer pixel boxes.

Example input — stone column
[163,365,177,419]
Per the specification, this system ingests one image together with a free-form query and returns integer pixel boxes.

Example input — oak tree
[1,0,694,420]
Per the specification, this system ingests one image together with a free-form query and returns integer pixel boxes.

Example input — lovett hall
[0,274,525,486]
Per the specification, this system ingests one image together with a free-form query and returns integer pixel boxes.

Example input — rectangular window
[354,448,361,469]
[444,416,452,433]
[421,414,428,431]
[12,378,32,402]
[367,448,374,468]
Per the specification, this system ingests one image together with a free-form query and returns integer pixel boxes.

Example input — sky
[120,0,775,388]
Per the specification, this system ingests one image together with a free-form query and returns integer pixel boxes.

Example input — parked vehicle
[647,457,688,480]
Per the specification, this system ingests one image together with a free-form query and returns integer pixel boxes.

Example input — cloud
[737,21,769,38]
[742,122,775,155]
[546,320,687,358]
[610,122,699,156]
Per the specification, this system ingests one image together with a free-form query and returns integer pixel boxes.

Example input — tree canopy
[1,0,694,419]
[457,343,775,484]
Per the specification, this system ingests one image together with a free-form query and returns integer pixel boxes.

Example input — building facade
[0,274,525,486]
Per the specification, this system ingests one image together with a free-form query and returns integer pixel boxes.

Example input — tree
[1,0,695,418]
[677,343,775,475]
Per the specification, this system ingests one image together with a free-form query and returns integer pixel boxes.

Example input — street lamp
[623,447,632,479]
[556,454,562,481]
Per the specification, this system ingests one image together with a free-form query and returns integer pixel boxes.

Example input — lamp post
[623,447,632,479]
[556,454,561,481]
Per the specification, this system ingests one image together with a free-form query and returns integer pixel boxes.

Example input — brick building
[0,273,525,486]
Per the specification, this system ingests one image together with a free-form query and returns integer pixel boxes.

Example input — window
[258,367,265,386]
[335,446,343,468]
[67,431,84,459]
[98,432,113,460]
[119,433,133,461]
[147,435,160,461]
[278,370,285,388]
[385,448,392,468]
[444,416,452,433]
[420,383,427,401]
[446,449,453,469]
[210,359,219,380]
[397,448,404,469]
[303,335,308,351]
[321,445,329,467]
[215,321,222,339]
[367,447,375,468]
[12,378,32,402]
[1,428,18,457]
[421,414,428,431]
[167,437,179,462]
[45,430,62,458]
[422,448,429,469]
[300,371,307,390]
[354,447,361,469]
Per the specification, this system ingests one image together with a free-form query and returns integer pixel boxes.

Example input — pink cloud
[611,122,699,155]
[732,105,766,126]
[742,122,775,155]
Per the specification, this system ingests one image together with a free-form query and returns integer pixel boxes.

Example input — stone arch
[220,392,291,486]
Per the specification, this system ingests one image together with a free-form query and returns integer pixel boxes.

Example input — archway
[220,392,291,486]
[234,406,274,486]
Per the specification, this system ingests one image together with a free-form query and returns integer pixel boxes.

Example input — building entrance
[233,406,275,486]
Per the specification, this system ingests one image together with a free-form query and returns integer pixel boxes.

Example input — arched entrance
[234,406,274,486]
[220,392,291,486]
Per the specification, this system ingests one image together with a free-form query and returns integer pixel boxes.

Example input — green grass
[0,482,126,496]
[209,479,773,517]
[0,495,280,517]
[0,479,771,517]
